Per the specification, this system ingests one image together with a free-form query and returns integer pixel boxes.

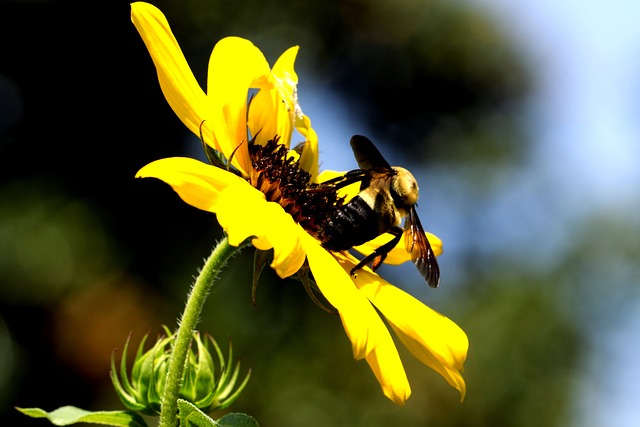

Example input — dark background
[1,0,639,426]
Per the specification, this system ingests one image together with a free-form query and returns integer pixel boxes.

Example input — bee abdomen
[318,196,381,251]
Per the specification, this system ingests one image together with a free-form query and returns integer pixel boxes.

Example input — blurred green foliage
[0,181,120,305]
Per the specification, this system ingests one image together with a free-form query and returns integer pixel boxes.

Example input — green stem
[159,236,239,427]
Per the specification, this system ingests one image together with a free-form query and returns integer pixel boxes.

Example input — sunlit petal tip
[382,384,410,406]
[365,344,412,405]
[130,1,154,15]
[272,45,300,79]
[131,2,210,139]
[456,377,467,402]
[131,1,162,20]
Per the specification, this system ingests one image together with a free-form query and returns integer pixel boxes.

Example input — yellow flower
[131,1,468,405]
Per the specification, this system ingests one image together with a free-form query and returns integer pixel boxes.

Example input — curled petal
[248,88,287,148]
[350,263,468,400]
[131,3,210,139]
[271,47,319,181]
[207,37,272,175]
[271,46,300,108]
[258,204,307,278]
[216,184,305,278]
[136,157,245,212]
[296,116,319,182]
[300,234,388,360]
[248,46,299,149]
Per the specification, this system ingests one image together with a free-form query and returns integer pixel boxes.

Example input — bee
[316,135,440,288]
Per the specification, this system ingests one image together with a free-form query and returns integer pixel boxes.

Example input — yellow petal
[215,184,306,278]
[328,252,412,404]
[265,213,306,278]
[300,233,389,360]
[271,47,319,181]
[207,37,272,175]
[131,3,209,138]
[317,170,343,182]
[296,116,319,181]
[136,157,245,212]
[317,170,361,200]
[248,46,299,148]
[214,182,265,245]
[352,265,468,400]
[389,322,467,401]
[353,232,443,265]
[271,45,300,148]
[247,86,289,148]
[365,341,411,405]
[272,46,300,93]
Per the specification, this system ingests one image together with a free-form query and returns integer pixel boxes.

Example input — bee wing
[404,206,440,288]
[350,135,391,170]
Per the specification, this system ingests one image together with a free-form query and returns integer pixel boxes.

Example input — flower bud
[110,326,250,416]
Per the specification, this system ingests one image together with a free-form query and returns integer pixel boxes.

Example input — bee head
[391,167,419,208]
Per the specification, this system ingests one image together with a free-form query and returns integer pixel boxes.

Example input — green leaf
[15,406,147,426]
[217,413,259,427]
[177,399,219,427]
[176,400,259,427]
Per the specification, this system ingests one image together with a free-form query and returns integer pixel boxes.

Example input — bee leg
[349,226,403,277]
[370,253,387,271]
[307,169,368,193]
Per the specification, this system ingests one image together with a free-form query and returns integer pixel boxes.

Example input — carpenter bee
[316,135,440,288]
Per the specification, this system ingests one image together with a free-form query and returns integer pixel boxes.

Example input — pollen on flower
[273,73,297,114]
[248,137,343,236]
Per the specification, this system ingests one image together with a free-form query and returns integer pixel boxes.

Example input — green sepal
[295,264,337,315]
[15,406,147,427]
[251,249,273,307]
[109,325,250,417]
[183,332,215,406]
[110,334,146,412]
[111,329,172,415]
[198,120,242,176]
[213,339,251,410]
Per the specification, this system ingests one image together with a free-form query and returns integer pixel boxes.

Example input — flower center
[248,137,343,236]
